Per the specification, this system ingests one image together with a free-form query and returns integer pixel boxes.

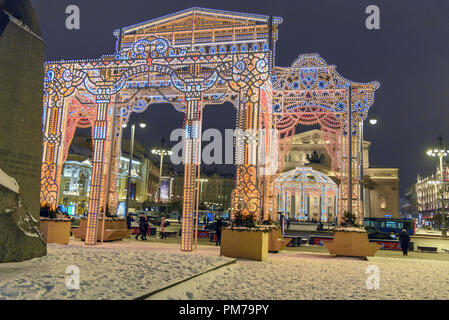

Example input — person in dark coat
[286,218,291,230]
[215,218,223,246]
[399,229,410,256]
[135,213,148,240]
[126,214,134,229]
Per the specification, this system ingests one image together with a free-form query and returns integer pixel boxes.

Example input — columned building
[281,129,400,219]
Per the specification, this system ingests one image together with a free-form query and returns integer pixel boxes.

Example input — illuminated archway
[40,8,378,250]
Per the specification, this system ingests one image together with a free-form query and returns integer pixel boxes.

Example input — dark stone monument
[0,0,46,262]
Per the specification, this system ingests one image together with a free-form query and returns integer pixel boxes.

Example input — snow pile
[0,168,19,193]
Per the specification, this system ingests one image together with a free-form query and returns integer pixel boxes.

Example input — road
[286,225,449,252]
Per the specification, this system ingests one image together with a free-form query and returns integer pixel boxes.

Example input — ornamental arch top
[40,7,379,250]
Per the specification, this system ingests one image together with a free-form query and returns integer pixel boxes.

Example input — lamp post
[151,138,172,203]
[426,134,449,238]
[197,178,208,204]
[122,120,146,218]
[360,112,378,218]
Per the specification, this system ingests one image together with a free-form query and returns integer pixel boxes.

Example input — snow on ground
[0,241,233,300]
[149,251,449,300]
[3,239,449,300]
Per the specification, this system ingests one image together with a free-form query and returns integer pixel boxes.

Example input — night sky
[31,0,449,195]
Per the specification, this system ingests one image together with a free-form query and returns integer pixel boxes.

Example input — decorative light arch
[40,8,378,250]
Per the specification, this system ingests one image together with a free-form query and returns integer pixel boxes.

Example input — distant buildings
[59,135,159,215]
[171,169,235,211]
[403,164,449,225]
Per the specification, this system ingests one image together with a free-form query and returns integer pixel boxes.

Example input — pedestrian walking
[160,216,167,239]
[399,229,410,256]
[215,217,223,246]
[135,213,147,240]
[286,218,291,230]
[126,214,134,229]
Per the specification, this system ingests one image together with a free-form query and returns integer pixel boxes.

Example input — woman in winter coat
[399,229,410,256]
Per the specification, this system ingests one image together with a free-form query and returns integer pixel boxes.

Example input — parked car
[365,226,395,240]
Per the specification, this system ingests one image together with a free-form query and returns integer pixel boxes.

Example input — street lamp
[197,178,208,204]
[426,134,449,237]
[122,119,147,218]
[360,110,378,217]
[151,138,173,202]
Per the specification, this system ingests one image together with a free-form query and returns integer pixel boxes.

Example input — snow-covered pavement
[149,251,449,300]
[2,240,449,300]
[0,241,233,300]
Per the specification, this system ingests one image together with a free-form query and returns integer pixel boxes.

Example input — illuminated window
[380,196,386,209]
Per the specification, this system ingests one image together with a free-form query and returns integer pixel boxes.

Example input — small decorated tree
[335,211,365,232]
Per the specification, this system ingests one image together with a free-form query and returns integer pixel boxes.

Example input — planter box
[220,228,268,261]
[76,218,132,242]
[40,219,71,245]
[323,231,381,258]
[268,228,291,253]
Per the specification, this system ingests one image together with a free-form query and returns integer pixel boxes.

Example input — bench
[417,246,438,253]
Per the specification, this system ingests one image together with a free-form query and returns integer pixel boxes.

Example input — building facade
[404,165,449,225]
[59,135,156,215]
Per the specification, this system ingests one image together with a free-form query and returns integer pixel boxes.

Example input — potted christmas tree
[323,211,380,259]
[220,211,272,261]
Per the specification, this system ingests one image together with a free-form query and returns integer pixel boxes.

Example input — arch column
[231,87,262,220]
[85,96,111,245]
[40,93,69,210]
[337,87,364,224]
[181,92,203,252]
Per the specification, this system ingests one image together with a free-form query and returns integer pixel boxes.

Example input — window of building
[380,196,387,210]
[130,183,137,200]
